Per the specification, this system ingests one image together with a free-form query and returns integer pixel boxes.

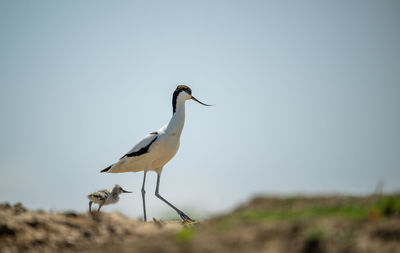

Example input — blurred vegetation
[173,194,400,248]
[371,194,400,219]
[176,227,195,243]
[303,228,325,253]
[237,205,368,221]
[217,194,400,226]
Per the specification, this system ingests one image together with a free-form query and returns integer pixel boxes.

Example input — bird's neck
[166,102,185,136]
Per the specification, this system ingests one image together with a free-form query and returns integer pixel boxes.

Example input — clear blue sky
[1,1,399,219]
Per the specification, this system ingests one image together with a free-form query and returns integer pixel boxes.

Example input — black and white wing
[120,132,158,159]
[101,132,158,173]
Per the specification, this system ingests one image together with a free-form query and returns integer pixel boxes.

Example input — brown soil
[1,196,399,253]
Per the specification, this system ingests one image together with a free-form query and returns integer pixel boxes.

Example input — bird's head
[112,184,132,194]
[172,85,212,113]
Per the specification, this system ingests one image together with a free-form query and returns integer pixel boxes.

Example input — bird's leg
[141,171,148,222]
[89,201,93,213]
[154,174,194,222]
[97,203,103,212]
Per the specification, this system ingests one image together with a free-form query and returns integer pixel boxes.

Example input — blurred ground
[1,194,399,253]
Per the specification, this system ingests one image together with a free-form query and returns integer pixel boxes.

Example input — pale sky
[0,0,399,219]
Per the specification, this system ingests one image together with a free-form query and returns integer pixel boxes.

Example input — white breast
[150,132,180,170]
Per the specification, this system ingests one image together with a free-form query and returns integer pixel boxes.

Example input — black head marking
[172,85,192,114]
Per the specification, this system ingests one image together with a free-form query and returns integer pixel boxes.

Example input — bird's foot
[178,211,195,223]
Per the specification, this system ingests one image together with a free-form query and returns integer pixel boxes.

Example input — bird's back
[104,125,181,173]
[88,189,110,204]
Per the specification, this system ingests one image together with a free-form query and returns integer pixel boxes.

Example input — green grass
[176,227,195,243]
[218,195,400,225]
[236,204,369,222]
[375,195,400,217]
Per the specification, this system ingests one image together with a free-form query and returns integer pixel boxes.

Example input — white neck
[166,101,185,136]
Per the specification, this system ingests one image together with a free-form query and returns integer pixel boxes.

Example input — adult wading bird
[101,85,211,222]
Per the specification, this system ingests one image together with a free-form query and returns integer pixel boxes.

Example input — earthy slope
[1,195,400,253]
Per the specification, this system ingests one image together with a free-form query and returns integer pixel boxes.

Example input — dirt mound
[0,203,182,253]
[1,195,400,253]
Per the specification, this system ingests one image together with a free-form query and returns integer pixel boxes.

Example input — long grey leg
[97,203,103,212]
[141,171,148,222]
[89,201,93,213]
[154,174,194,222]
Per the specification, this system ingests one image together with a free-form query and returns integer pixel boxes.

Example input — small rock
[0,224,16,237]
[0,203,11,210]
[64,211,78,218]
[13,202,26,214]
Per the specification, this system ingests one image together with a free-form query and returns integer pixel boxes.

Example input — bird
[88,184,132,213]
[100,85,211,222]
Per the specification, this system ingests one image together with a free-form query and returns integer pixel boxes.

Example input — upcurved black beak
[191,96,212,106]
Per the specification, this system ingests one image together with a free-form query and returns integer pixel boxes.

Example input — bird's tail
[100,165,112,173]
